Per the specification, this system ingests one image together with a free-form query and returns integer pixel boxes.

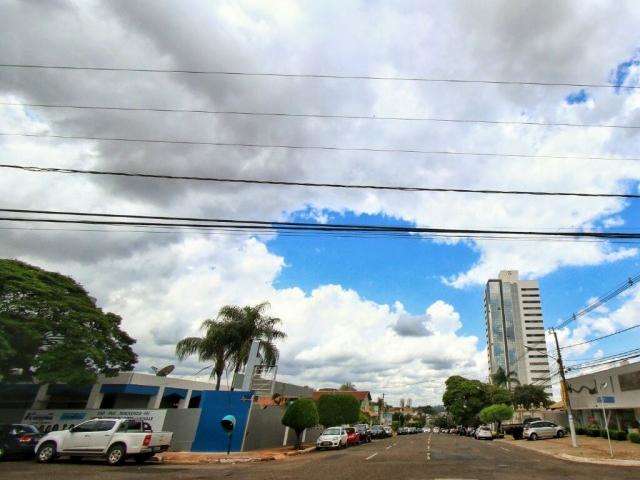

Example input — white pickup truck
[34,418,173,465]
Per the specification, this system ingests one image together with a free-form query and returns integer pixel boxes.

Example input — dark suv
[354,424,372,443]
[0,424,42,460]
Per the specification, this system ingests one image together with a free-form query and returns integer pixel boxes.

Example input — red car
[345,427,360,446]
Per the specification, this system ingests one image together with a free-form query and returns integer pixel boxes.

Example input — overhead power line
[2,132,639,163]
[1,208,640,239]
[2,163,638,199]
[556,273,640,329]
[560,323,640,350]
[2,101,638,130]
[565,348,640,372]
[0,63,636,90]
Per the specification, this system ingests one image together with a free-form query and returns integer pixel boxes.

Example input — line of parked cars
[397,426,425,435]
[316,424,392,450]
[1,418,173,466]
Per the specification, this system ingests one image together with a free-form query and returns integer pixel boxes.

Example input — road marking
[365,452,378,460]
[385,444,393,450]
[500,447,509,452]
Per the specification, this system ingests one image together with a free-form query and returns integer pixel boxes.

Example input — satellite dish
[155,365,175,377]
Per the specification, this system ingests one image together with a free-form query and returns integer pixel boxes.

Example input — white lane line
[365,452,378,460]
[500,447,509,452]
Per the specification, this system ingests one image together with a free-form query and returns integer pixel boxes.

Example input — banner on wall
[22,409,167,433]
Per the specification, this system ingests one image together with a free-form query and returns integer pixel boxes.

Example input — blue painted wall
[190,391,253,452]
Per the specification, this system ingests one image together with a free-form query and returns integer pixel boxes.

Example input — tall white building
[484,270,552,391]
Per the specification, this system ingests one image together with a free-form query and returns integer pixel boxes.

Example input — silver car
[523,421,565,440]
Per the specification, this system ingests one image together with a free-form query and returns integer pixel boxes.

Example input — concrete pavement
[1,433,638,479]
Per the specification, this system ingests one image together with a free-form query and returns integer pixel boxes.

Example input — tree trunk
[215,372,222,390]
[295,429,303,450]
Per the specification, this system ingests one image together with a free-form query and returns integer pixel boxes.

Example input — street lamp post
[596,380,613,458]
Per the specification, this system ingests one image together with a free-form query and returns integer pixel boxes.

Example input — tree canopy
[442,376,490,425]
[479,404,514,430]
[512,384,552,408]
[281,398,319,449]
[491,366,520,389]
[317,394,360,427]
[0,259,137,385]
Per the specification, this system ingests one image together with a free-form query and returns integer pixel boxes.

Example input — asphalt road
[1,433,637,479]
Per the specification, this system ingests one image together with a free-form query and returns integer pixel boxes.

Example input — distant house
[312,389,373,415]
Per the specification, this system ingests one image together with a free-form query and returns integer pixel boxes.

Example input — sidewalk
[499,436,640,467]
[157,444,316,464]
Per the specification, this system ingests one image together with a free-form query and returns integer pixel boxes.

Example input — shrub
[281,399,319,449]
[586,428,600,437]
[576,427,586,435]
[600,429,609,438]
[614,430,628,441]
[628,432,640,444]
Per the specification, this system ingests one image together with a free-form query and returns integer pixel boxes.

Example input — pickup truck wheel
[529,433,538,441]
[556,430,565,438]
[37,442,57,463]
[106,444,126,466]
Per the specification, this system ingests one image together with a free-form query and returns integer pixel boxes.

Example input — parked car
[344,427,361,447]
[475,426,493,440]
[370,425,386,439]
[0,424,42,460]
[465,427,476,437]
[35,418,172,465]
[354,424,372,443]
[317,426,348,450]
[523,421,565,441]
[502,416,542,440]
[432,427,440,433]
[383,426,393,437]
[423,427,431,433]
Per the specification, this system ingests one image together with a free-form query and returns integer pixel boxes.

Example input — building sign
[596,396,616,404]
[618,371,640,392]
[22,409,167,433]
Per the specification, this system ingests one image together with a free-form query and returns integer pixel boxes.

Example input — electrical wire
[560,323,640,350]
[2,101,639,130]
[2,131,640,163]
[1,63,636,89]
[2,163,638,199]
[2,208,640,239]
[556,273,640,329]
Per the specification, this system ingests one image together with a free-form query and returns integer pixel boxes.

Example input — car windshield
[324,428,341,435]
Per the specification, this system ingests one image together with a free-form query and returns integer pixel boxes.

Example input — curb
[496,440,640,467]
[157,446,316,465]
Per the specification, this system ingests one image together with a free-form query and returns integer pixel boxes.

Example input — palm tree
[491,366,520,389]
[217,302,286,376]
[175,319,237,390]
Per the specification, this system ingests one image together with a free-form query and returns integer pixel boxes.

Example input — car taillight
[143,434,152,447]
[18,435,32,443]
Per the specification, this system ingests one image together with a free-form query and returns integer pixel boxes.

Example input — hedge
[576,427,586,435]
[586,428,600,437]
[629,432,640,444]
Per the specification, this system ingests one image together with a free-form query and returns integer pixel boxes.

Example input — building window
[618,371,640,392]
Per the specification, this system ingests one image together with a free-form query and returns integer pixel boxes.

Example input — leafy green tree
[479,404,514,431]
[416,405,435,415]
[317,394,360,427]
[512,384,552,408]
[0,259,137,385]
[442,376,490,425]
[218,302,286,375]
[175,319,237,390]
[339,381,356,391]
[486,384,512,405]
[491,366,520,389]
[281,398,319,449]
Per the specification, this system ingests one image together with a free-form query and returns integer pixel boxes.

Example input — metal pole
[596,380,613,458]
[552,329,578,447]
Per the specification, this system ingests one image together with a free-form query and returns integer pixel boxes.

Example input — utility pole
[552,328,578,448]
